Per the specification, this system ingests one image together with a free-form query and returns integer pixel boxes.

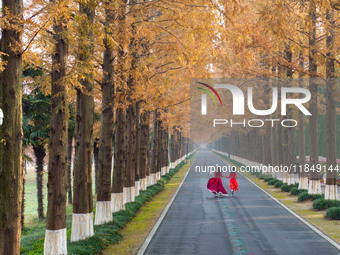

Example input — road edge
[243,173,340,251]
[136,154,197,255]
[215,151,340,251]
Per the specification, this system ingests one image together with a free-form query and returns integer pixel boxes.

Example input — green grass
[298,192,324,202]
[326,207,340,220]
[23,169,48,224]
[313,198,340,211]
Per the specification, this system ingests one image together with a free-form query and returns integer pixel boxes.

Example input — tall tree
[112,0,128,212]
[308,0,321,194]
[44,0,69,253]
[95,2,115,225]
[298,53,308,190]
[138,108,150,190]
[325,7,337,200]
[71,0,96,241]
[0,0,24,253]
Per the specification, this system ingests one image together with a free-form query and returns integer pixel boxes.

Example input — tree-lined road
[142,150,340,255]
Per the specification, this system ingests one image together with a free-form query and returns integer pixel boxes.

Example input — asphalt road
[142,149,340,255]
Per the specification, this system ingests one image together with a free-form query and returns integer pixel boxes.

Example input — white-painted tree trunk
[146,175,151,187]
[156,172,161,181]
[135,180,140,197]
[152,173,157,184]
[161,167,166,176]
[123,187,131,204]
[94,201,112,225]
[71,213,94,241]
[282,172,288,184]
[325,185,338,200]
[130,186,136,201]
[111,192,124,213]
[139,178,145,190]
[287,174,297,185]
[44,228,67,255]
[308,180,322,194]
[272,171,277,179]
[298,177,308,190]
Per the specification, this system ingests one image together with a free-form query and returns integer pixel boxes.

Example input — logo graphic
[197,82,222,115]
[199,83,311,116]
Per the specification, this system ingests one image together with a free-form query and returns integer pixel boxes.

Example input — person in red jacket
[228,170,239,195]
[207,167,228,196]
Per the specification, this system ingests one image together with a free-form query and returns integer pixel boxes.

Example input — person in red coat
[207,167,228,196]
[228,170,239,195]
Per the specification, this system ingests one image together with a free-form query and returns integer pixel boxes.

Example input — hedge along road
[140,149,340,255]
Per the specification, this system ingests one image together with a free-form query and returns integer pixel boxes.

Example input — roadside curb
[136,154,197,255]
[244,176,340,251]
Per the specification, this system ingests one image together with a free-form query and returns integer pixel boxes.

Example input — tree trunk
[325,8,337,200]
[308,1,320,194]
[135,101,141,193]
[44,2,69,252]
[0,0,23,253]
[33,145,46,219]
[170,132,175,168]
[151,111,159,184]
[125,102,137,200]
[67,135,73,205]
[71,1,96,241]
[95,13,115,223]
[298,52,307,189]
[139,109,150,189]
[112,108,126,212]
[285,46,297,185]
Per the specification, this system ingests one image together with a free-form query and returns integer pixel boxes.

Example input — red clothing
[229,178,239,191]
[207,174,228,195]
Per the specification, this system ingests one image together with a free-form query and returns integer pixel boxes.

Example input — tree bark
[95,11,115,223]
[71,1,96,241]
[135,101,141,191]
[151,111,160,184]
[139,109,150,189]
[44,1,69,252]
[325,8,337,200]
[0,0,24,252]
[125,102,137,199]
[298,52,307,189]
[112,107,126,211]
[308,1,320,194]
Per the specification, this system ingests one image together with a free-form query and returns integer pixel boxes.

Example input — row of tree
[206,0,339,199]
[0,0,213,253]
